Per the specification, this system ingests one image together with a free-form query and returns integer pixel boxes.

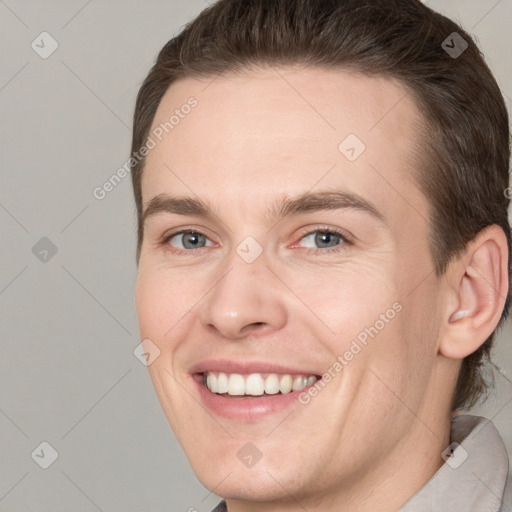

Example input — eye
[294,227,351,253]
[167,230,214,250]
[300,230,342,249]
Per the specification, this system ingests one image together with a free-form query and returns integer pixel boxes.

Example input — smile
[190,361,323,420]
[202,371,318,396]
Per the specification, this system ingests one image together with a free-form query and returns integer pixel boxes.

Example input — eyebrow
[142,190,387,226]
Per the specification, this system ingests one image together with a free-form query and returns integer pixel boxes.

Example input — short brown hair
[130,0,511,411]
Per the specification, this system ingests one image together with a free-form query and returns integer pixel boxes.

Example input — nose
[198,253,287,340]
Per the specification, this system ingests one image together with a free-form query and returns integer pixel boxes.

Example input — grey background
[0,1,511,511]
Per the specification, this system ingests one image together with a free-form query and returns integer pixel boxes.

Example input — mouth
[190,364,323,421]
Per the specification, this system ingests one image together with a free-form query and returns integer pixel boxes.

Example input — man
[131,0,511,510]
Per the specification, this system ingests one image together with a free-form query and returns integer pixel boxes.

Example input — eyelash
[160,225,353,256]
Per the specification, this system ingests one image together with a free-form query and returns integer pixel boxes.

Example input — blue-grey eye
[300,230,343,249]
[169,231,212,249]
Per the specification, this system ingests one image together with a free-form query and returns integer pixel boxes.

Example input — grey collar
[398,415,509,511]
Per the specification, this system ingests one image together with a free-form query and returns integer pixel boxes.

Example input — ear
[439,224,509,359]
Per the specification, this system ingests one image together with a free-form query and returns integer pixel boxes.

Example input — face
[135,67,452,506]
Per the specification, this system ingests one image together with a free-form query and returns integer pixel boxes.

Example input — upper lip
[189,359,321,376]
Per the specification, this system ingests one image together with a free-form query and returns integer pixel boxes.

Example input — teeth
[245,374,265,396]
[227,374,245,395]
[204,372,318,396]
[206,373,217,393]
[306,376,317,386]
[264,374,280,394]
[217,372,229,393]
[279,374,292,394]
[292,375,307,391]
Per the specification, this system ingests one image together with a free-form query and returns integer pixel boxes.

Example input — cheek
[135,264,220,366]
[285,262,399,342]
[135,268,189,343]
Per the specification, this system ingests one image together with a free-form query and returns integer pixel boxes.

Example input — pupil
[316,232,338,248]
[184,232,203,249]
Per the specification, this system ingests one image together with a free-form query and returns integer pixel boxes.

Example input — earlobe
[439,225,509,360]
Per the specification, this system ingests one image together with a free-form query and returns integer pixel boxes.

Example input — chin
[194,463,298,504]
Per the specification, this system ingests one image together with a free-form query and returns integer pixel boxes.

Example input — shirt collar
[398,414,509,511]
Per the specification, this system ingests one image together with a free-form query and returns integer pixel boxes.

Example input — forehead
[142,66,429,229]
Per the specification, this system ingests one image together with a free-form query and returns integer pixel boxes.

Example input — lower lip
[192,374,316,421]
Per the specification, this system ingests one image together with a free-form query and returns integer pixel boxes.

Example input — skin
[134,66,508,511]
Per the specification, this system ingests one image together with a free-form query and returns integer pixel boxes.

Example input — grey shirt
[211,415,510,511]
